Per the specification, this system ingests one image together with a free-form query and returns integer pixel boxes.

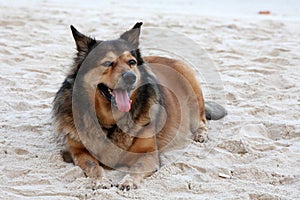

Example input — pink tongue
[113,89,132,112]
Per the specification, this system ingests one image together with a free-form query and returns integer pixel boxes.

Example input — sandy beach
[0,0,299,199]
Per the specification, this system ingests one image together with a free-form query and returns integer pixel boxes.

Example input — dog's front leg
[117,125,160,191]
[117,151,159,190]
[66,135,113,189]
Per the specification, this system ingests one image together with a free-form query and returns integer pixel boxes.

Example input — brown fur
[53,23,225,190]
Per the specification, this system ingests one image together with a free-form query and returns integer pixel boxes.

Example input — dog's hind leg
[66,135,113,189]
[193,101,227,142]
[192,120,208,143]
[189,99,208,143]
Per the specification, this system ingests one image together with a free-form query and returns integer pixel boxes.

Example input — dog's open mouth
[97,83,132,112]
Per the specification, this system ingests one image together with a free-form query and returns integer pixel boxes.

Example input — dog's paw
[193,129,208,143]
[116,175,138,191]
[193,133,208,143]
[193,124,208,143]
[92,177,113,190]
[83,161,105,179]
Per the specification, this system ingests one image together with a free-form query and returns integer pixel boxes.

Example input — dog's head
[71,23,144,113]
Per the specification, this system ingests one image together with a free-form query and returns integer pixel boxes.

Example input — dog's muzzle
[97,71,137,112]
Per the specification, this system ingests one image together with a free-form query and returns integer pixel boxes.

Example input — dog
[52,22,227,190]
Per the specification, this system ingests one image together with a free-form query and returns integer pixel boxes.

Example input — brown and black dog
[52,22,227,190]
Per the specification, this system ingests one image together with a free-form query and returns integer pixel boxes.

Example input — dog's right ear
[70,25,97,52]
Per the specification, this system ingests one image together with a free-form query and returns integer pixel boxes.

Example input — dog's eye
[102,61,113,67]
[128,59,137,66]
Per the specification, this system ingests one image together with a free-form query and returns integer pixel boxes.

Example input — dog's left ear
[120,22,143,49]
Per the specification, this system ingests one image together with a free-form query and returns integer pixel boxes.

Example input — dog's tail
[205,101,227,120]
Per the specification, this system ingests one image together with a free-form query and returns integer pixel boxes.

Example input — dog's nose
[122,71,136,86]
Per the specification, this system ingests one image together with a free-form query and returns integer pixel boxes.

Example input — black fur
[129,65,165,130]
[54,26,100,105]
[132,22,143,29]
[131,49,144,66]
[52,26,101,134]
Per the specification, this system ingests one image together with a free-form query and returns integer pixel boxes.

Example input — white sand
[1,1,299,199]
